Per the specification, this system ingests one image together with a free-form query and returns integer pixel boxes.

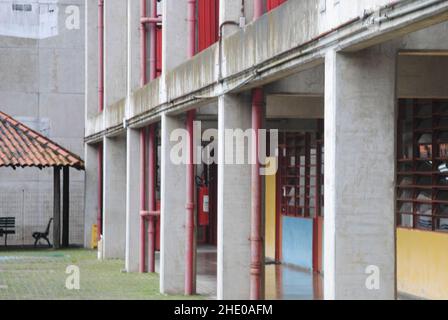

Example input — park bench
[32,218,53,248]
[0,217,16,247]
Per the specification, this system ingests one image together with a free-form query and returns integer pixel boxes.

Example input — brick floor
[0,249,202,300]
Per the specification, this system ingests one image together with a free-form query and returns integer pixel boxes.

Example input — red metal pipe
[96,0,104,243]
[147,125,156,273]
[184,0,197,296]
[97,143,103,241]
[185,109,196,295]
[254,0,264,20]
[141,17,162,24]
[149,0,158,87]
[250,1,264,299]
[139,129,147,273]
[140,0,148,86]
[250,88,263,300]
[98,0,104,112]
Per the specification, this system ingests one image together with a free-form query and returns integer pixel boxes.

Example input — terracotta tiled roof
[0,111,84,170]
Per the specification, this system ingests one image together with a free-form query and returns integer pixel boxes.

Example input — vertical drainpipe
[250,88,263,300]
[250,0,264,301]
[147,0,158,274]
[141,0,159,274]
[185,0,197,296]
[140,129,147,273]
[149,0,157,81]
[148,124,156,273]
[97,0,104,242]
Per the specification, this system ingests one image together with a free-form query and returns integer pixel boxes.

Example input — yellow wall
[397,228,448,299]
[265,173,276,260]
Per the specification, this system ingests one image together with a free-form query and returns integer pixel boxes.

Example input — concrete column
[85,0,99,119]
[162,0,189,72]
[160,113,187,294]
[217,93,252,300]
[324,45,397,300]
[219,0,256,35]
[84,144,100,248]
[104,0,128,107]
[103,135,127,259]
[125,128,142,272]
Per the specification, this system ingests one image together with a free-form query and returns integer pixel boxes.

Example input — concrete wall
[281,217,313,270]
[0,0,85,246]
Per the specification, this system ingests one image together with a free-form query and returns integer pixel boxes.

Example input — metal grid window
[278,128,324,218]
[397,98,448,232]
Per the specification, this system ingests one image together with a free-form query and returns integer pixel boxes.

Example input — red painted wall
[198,0,219,52]
[267,0,286,11]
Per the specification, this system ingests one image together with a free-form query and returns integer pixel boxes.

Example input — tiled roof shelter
[0,111,84,170]
[0,111,84,249]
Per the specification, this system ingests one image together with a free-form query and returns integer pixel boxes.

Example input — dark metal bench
[32,218,53,248]
[0,217,16,247]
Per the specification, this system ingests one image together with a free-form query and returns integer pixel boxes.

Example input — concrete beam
[103,135,127,259]
[217,93,252,300]
[324,44,397,300]
[160,113,187,294]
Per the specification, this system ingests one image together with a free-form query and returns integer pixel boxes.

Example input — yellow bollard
[91,224,98,249]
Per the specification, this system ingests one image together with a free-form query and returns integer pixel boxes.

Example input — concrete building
[84,0,448,300]
[0,0,85,246]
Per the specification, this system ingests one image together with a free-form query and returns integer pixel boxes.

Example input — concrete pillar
[162,0,189,72]
[84,144,100,248]
[217,93,252,300]
[324,45,397,300]
[160,113,187,294]
[219,0,256,36]
[103,135,127,259]
[104,0,128,107]
[125,128,142,272]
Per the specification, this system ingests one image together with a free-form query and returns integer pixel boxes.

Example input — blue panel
[282,216,313,270]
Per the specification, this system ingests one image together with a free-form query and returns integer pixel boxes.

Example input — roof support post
[62,167,70,248]
[53,167,61,249]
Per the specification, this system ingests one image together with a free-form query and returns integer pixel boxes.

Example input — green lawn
[0,249,202,300]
